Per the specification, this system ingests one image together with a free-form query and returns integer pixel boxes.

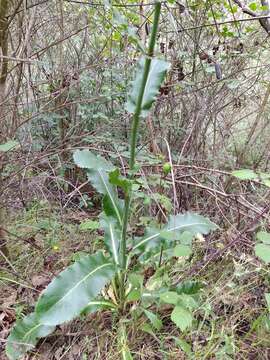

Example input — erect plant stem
[129,2,161,171]
[118,1,161,301]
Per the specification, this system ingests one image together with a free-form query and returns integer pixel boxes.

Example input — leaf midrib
[133,222,207,250]
[38,262,112,315]
[109,223,119,265]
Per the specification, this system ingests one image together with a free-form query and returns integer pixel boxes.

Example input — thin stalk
[129,2,161,170]
[118,1,162,299]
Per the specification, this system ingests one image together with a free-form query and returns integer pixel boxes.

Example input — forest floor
[1,195,270,359]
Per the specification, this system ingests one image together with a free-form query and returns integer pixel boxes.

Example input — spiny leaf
[6,313,55,360]
[35,252,116,325]
[126,57,170,117]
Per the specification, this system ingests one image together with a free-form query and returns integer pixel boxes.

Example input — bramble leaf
[143,309,163,330]
[171,306,193,332]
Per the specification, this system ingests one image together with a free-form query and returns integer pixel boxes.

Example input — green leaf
[79,219,99,231]
[73,150,123,224]
[126,57,170,117]
[139,323,156,337]
[261,5,269,11]
[128,273,144,288]
[255,244,270,264]
[162,162,171,175]
[173,244,192,257]
[0,140,19,152]
[167,212,217,235]
[126,288,141,302]
[121,348,133,360]
[133,212,217,253]
[171,305,193,331]
[160,291,180,305]
[109,168,132,195]
[6,313,55,360]
[35,252,116,325]
[256,231,270,244]
[230,5,238,13]
[126,273,143,301]
[177,294,198,310]
[263,179,270,187]
[80,299,117,315]
[265,293,270,312]
[172,337,192,356]
[73,150,113,171]
[176,280,204,295]
[257,172,270,180]
[100,215,120,265]
[119,323,133,360]
[143,309,162,330]
[232,169,257,180]
[249,2,257,11]
[179,231,193,245]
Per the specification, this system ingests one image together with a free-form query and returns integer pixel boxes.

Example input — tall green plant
[6,3,217,359]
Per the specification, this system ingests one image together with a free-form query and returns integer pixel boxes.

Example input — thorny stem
[118,1,162,305]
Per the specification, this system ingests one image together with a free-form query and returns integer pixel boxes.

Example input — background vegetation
[1,0,270,359]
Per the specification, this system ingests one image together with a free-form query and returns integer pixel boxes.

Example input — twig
[0,227,42,250]
[178,204,270,282]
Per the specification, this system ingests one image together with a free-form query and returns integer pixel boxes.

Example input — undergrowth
[1,200,270,359]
